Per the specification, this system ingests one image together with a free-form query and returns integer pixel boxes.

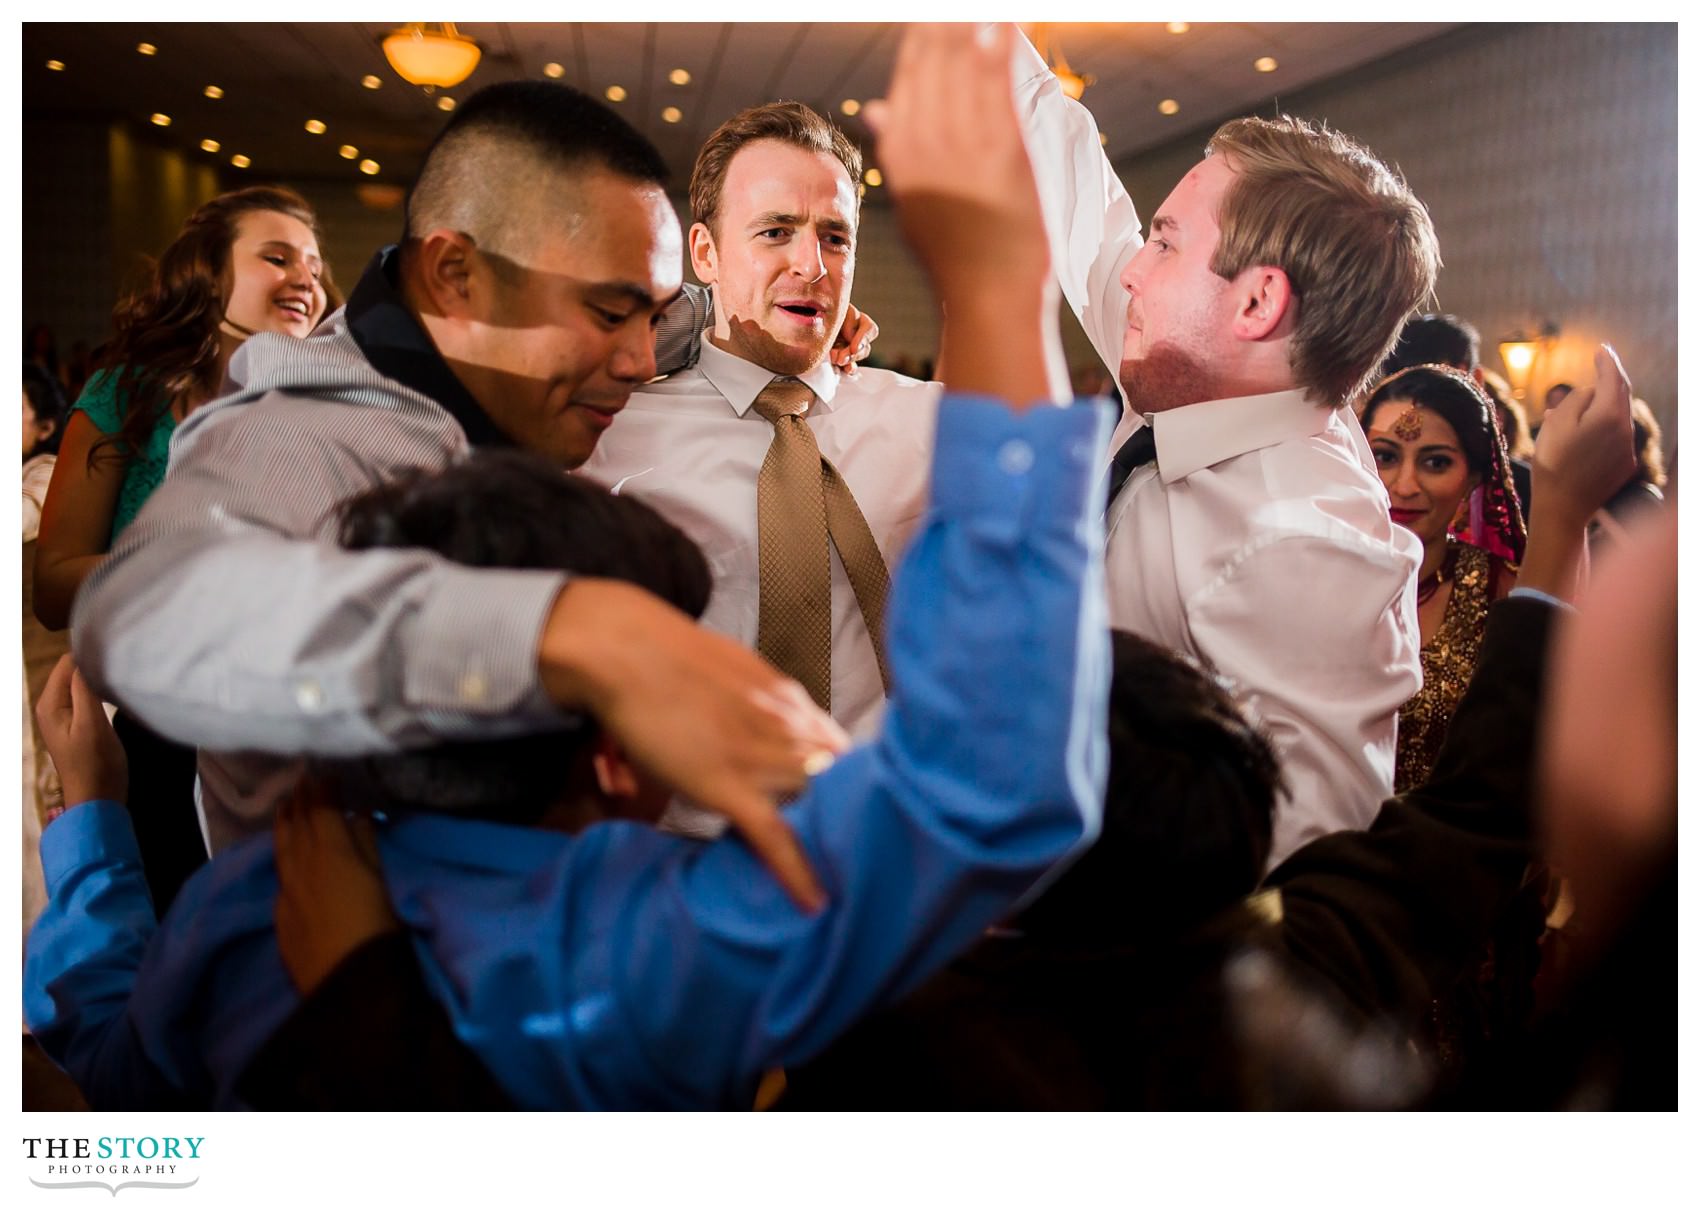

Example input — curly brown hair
[92,186,336,471]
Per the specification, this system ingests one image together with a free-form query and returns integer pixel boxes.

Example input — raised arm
[1009,24,1143,400]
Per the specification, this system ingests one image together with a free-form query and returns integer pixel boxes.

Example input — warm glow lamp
[382,23,481,88]
[1497,334,1540,398]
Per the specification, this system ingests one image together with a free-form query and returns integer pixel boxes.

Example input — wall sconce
[382,23,481,88]
[1497,321,1559,400]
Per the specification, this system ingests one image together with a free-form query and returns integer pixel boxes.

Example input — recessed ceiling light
[605,84,627,102]
[361,74,382,90]
[46,59,65,72]
[840,99,861,116]
[1099,132,1109,145]
[1167,22,1189,34]
[339,144,359,159]
[543,62,565,79]
[438,95,456,111]
[204,84,223,99]
[661,106,683,123]
[668,68,690,86]
[231,153,251,168]
[1158,98,1180,115]
[1254,56,1278,73]
[304,119,326,134]
[359,159,381,175]
[137,42,157,56]
[863,168,883,187]
[200,138,220,153]
[149,112,171,127]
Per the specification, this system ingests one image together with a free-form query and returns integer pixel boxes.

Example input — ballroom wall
[22,22,1676,445]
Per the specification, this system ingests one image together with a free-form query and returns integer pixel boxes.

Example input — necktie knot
[752,377,815,424]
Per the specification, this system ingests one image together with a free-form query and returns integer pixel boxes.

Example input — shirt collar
[697,331,841,417]
[1147,388,1332,483]
[346,245,513,449]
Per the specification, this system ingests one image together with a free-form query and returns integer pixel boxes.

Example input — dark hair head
[1382,312,1480,377]
[322,450,711,825]
[23,363,69,459]
[1362,363,1497,479]
[93,186,331,472]
[1016,631,1281,942]
[689,101,862,238]
[405,81,668,249]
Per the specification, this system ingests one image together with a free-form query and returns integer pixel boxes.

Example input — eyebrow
[1149,215,1178,237]
[748,211,853,236]
[584,280,683,311]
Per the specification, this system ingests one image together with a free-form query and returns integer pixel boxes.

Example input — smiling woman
[30,185,338,913]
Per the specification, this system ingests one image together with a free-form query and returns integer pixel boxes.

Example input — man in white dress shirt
[1011,32,1437,867]
[580,103,938,751]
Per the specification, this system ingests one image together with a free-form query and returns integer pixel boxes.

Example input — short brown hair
[689,101,862,237]
[1206,115,1440,405]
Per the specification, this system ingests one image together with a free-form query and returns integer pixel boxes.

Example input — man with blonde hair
[1014,31,1437,865]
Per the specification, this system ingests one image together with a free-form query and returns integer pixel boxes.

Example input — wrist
[536,579,634,716]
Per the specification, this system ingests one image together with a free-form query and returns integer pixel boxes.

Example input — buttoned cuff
[40,801,138,890]
[401,565,573,720]
[930,394,1114,546]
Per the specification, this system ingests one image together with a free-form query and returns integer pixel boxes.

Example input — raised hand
[863,23,1057,408]
[539,579,842,912]
[1517,344,1637,600]
[1531,344,1636,520]
[829,302,879,374]
[272,778,399,995]
[34,654,127,813]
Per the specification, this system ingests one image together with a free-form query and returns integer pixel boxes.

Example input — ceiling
[23,21,1459,196]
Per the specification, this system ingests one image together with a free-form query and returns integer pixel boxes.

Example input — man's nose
[610,324,659,384]
[789,237,826,283]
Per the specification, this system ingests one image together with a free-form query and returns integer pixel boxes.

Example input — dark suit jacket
[240,597,1558,1110]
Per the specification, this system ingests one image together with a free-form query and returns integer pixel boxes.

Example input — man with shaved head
[72,81,844,904]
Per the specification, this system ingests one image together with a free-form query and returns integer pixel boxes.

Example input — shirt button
[458,671,489,704]
[997,439,1035,475]
[295,680,323,711]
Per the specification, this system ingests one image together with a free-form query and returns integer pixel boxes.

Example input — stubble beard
[720,306,835,379]
[1118,343,1228,415]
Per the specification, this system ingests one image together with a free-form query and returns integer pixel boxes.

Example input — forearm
[23,801,159,1105]
[75,524,569,754]
[33,551,106,631]
[1516,496,1593,602]
[1011,28,1141,392]
[595,398,1112,1105]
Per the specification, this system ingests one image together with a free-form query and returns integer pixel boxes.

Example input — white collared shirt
[578,334,941,744]
[1015,35,1424,866]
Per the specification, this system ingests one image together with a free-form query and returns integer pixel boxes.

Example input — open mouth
[777,302,824,322]
[274,298,313,322]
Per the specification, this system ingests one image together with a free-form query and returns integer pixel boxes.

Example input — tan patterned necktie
[751,377,892,712]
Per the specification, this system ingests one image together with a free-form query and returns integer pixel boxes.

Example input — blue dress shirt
[25,394,1113,1110]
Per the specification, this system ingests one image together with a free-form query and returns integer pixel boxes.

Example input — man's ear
[688,221,720,285]
[591,734,644,803]
[1229,266,1294,342]
[1471,366,1487,387]
[411,228,479,318]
